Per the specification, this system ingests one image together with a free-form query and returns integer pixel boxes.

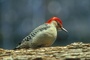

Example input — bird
[14,17,68,49]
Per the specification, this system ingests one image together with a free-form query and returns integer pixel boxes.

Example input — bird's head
[46,17,68,32]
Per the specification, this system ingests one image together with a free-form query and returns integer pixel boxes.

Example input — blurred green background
[0,0,90,49]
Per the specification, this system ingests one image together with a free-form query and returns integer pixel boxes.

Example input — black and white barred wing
[22,23,50,42]
[15,23,50,49]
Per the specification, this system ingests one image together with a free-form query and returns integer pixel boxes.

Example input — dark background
[0,0,90,49]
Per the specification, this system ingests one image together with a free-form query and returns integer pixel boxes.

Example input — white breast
[30,24,57,48]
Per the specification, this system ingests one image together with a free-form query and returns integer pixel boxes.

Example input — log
[0,42,90,60]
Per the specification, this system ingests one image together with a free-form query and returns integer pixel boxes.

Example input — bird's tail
[13,42,30,50]
[13,45,22,50]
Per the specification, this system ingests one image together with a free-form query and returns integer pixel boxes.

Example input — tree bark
[0,42,90,60]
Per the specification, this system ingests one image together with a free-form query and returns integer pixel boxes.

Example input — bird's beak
[61,27,68,32]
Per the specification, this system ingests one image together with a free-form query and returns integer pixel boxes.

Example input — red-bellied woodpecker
[15,17,68,49]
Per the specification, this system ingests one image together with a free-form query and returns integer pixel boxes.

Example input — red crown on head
[46,17,62,25]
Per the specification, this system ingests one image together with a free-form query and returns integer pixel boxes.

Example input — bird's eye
[57,21,61,27]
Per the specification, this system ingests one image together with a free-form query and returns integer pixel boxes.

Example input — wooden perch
[0,42,90,60]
